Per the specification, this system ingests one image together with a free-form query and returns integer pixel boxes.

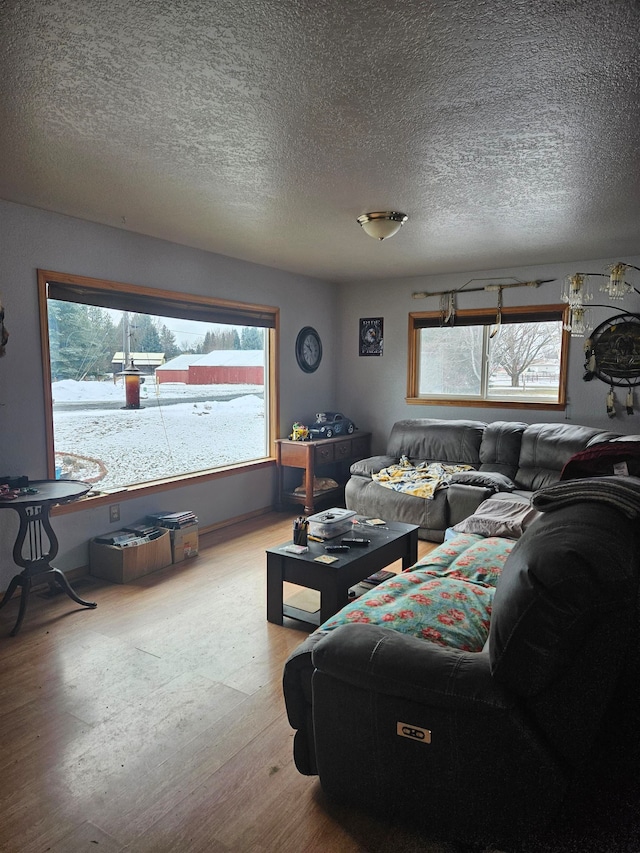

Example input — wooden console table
[276,432,371,514]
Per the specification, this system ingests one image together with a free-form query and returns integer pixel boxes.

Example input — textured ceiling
[2,0,640,283]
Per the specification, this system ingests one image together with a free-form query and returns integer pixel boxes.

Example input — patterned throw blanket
[372,455,473,500]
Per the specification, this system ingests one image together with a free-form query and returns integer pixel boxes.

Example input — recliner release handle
[397,721,431,744]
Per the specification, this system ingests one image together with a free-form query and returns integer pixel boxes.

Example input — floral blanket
[372,455,473,500]
[318,533,515,652]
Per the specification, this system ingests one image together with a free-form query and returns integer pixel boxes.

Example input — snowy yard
[52,380,267,489]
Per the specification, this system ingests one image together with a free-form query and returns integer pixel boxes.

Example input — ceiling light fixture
[357,211,408,241]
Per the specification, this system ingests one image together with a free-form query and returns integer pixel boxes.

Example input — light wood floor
[0,511,449,853]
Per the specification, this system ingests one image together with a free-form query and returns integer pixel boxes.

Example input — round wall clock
[295,326,322,373]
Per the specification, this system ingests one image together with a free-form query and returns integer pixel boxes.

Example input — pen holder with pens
[293,516,308,547]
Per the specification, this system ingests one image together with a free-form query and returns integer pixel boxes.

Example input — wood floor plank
[37,820,123,853]
[0,512,445,853]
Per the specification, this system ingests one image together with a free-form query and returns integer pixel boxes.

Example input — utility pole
[123,312,130,370]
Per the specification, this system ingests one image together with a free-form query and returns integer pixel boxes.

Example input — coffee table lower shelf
[282,601,321,626]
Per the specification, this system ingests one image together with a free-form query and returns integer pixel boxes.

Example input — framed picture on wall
[359,317,383,356]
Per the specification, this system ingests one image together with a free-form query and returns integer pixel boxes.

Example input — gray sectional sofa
[345,418,622,541]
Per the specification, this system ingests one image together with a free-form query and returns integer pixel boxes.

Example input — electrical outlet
[109,504,120,523]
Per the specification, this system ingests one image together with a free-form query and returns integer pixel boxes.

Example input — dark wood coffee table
[266,518,419,626]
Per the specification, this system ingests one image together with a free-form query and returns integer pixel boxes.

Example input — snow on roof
[156,354,201,371]
[158,350,264,371]
[193,350,264,367]
[112,352,165,366]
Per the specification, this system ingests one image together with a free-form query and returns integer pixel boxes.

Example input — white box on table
[308,508,356,540]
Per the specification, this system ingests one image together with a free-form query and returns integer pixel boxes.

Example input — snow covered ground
[52,380,267,489]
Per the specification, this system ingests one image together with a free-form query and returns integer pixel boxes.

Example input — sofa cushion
[318,572,494,652]
[452,496,541,539]
[449,470,516,492]
[386,419,486,466]
[349,455,397,478]
[514,423,612,490]
[345,475,450,534]
[478,420,526,479]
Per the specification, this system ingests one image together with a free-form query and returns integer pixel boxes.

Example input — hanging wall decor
[583,313,640,417]
[0,299,8,357]
[359,318,383,356]
[412,278,555,328]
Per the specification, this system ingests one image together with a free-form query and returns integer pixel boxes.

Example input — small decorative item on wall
[0,298,8,356]
[295,326,322,373]
[583,312,640,417]
[359,318,383,356]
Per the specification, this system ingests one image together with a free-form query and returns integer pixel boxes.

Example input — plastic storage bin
[308,507,356,539]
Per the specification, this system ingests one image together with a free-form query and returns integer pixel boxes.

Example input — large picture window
[38,270,278,492]
[407,305,569,409]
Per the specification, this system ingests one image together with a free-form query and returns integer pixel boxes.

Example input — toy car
[308,412,356,439]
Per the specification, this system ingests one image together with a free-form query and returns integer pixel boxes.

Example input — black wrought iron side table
[0,479,97,636]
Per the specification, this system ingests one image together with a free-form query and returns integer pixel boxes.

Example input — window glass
[409,307,568,409]
[39,271,277,491]
[487,320,562,403]
[418,325,484,396]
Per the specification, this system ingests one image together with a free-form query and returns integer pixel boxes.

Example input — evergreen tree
[240,327,263,349]
[49,301,117,380]
[159,324,180,359]
[131,314,162,352]
[86,306,118,376]
[203,332,214,350]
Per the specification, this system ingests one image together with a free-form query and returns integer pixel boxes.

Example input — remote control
[341,538,370,547]
[325,545,350,552]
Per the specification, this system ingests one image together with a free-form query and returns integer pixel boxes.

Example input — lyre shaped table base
[0,480,96,636]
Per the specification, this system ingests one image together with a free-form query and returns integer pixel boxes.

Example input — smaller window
[407,305,569,409]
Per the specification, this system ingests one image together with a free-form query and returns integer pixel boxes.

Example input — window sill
[405,397,566,410]
[52,457,276,515]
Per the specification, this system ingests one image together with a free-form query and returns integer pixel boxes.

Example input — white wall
[336,259,640,453]
[2,196,639,584]
[0,199,338,585]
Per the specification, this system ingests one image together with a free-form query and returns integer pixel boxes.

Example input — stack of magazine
[94,524,165,548]
[146,510,198,529]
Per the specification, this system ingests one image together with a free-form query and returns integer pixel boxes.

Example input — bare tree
[489,322,560,387]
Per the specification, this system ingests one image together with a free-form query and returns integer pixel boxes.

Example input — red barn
[157,351,264,385]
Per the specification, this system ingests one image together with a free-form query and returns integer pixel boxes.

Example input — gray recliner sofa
[345,418,620,541]
[283,480,640,846]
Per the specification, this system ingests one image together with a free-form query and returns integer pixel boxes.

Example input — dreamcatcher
[583,313,640,417]
[0,298,8,357]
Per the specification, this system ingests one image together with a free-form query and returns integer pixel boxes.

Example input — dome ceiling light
[357,211,408,241]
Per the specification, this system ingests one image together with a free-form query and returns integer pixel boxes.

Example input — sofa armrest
[282,631,326,729]
[349,454,397,478]
[446,482,493,526]
[311,623,512,710]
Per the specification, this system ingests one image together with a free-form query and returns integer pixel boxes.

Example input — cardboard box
[163,523,199,563]
[90,529,172,583]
